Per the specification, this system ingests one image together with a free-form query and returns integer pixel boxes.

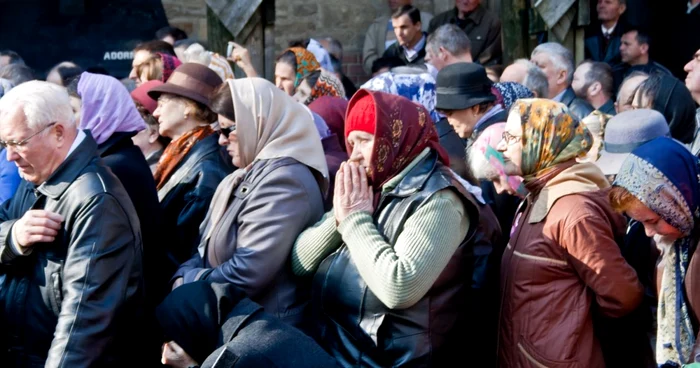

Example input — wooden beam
[206,5,234,56]
[501,0,528,64]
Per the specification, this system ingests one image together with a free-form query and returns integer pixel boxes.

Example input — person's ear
[557,69,569,86]
[640,43,649,55]
[589,81,602,97]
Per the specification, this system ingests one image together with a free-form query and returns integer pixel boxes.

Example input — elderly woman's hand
[162,341,199,368]
[334,162,374,224]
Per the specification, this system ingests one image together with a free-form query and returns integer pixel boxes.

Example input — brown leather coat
[498,163,643,367]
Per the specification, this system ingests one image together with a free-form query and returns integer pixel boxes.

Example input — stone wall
[274,0,452,85]
[161,0,208,42]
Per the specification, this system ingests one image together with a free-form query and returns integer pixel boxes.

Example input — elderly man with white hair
[0,81,144,367]
[531,42,594,120]
[500,59,549,99]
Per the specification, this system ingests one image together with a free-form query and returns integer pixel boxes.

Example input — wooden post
[206,5,234,57]
[501,0,528,64]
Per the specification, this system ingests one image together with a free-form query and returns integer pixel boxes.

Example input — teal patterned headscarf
[287,47,320,88]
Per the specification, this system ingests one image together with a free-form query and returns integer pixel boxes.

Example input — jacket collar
[527,162,610,223]
[599,99,616,115]
[382,148,436,197]
[37,130,99,200]
[97,131,137,158]
[559,87,576,106]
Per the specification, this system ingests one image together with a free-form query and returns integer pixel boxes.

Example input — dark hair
[57,66,84,86]
[583,61,614,97]
[85,66,110,75]
[209,82,236,122]
[156,26,188,42]
[0,50,25,66]
[371,56,404,74]
[392,5,421,24]
[276,50,298,71]
[288,39,310,48]
[0,64,34,86]
[330,55,342,75]
[624,28,651,47]
[301,70,322,89]
[66,74,81,98]
[134,40,176,57]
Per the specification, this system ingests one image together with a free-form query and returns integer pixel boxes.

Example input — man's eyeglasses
[502,131,521,145]
[0,122,56,148]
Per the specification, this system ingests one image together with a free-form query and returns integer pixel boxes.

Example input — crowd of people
[0,0,699,367]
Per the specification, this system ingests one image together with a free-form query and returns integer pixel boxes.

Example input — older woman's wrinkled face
[497,111,524,176]
[625,201,684,240]
[217,114,240,167]
[347,131,375,170]
[153,94,188,139]
[275,62,296,96]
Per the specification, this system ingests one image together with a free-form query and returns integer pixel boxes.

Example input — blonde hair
[136,56,164,83]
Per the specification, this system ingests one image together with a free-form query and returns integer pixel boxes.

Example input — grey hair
[531,42,575,84]
[514,59,549,98]
[467,144,499,181]
[0,80,75,130]
[426,24,471,57]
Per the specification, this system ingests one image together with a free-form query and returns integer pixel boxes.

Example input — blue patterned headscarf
[614,137,700,365]
[361,70,440,124]
[492,82,534,111]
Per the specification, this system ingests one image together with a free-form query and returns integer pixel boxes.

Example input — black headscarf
[640,74,697,144]
[156,281,247,364]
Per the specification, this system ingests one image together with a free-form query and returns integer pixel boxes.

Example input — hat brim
[595,149,631,176]
[147,83,210,107]
[435,94,495,111]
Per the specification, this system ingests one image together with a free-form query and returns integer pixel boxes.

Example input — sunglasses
[218,123,236,138]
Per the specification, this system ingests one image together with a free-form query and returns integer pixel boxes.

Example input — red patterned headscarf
[287,47,320,88]
[158,53,182,82]
[345,89,449,190]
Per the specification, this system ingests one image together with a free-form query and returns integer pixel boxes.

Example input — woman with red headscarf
[293,90,481,367]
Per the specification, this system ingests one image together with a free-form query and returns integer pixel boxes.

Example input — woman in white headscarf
[172,78,328,329]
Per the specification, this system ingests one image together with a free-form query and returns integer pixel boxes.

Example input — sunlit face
[597,0,625,22]
[69,96,82,126]
[442,107,478,138]
[217,115,240,167]
[347,131,375,169]
[293,79,313,105]
[684,49,700,101]
[497,111,524,177]
[425,47,447,71]
[275,62,296,96]
[129,50,152,82]
[455,0,480,14]
[152,94,188,139]
[620,31,645,65]
[531,52,566,98]
[0,107,65,184]
[391,14,422,49]
[625,201,684,240]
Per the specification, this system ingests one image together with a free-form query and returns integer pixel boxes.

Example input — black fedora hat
[147,63,223,106]
[435,62,495,111]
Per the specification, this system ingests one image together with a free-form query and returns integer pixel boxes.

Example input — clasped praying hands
[333,162,374,224]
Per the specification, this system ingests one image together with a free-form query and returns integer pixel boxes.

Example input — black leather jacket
[312,151,481,367]
[158,133,233,268]
[0,132,144,368]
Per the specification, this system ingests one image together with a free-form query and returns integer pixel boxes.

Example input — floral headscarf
[287,47,320,88]
[513,99,592,182]
[492,82,534,111]
[345,89,448,192]
[613,137,700,366]
[361,70,441,124]
[470,123,525,196]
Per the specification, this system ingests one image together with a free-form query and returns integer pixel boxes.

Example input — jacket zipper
[517,343,549,368]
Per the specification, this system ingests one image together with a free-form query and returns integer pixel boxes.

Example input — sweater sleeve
[291,211,342,277]
[337,189,469,309]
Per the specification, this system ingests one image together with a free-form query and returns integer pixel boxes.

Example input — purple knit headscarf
[77,72,146,144]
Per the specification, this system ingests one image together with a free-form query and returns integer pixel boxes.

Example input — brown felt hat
[147,63,223,106]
